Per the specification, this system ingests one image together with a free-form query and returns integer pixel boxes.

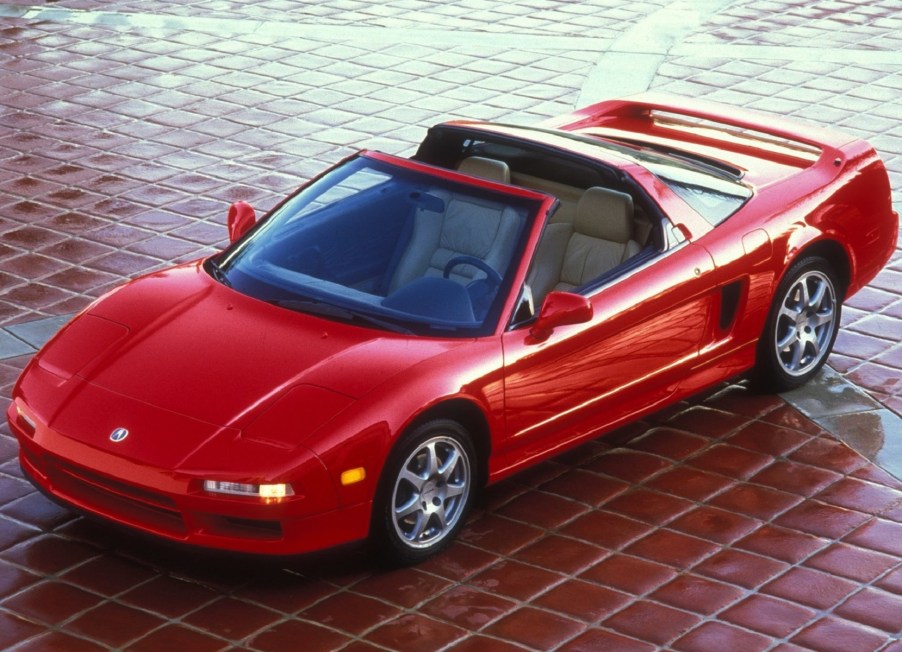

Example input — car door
[493,240,717,477]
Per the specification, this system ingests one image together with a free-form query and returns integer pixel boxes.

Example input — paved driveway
[0,1,901,650]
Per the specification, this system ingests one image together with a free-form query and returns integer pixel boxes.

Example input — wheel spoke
[807,279,827,310]
[423,442,440,477]
[394,494,421,520]
[776,324,797,350]
[437,447,460,481]
[811,307,834,328]
[779,302,801,322]
[408,512,428,541]
[400,468,426,492]
[445,482,465,499]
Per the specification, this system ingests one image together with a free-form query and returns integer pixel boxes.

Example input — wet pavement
[1,1,901,650]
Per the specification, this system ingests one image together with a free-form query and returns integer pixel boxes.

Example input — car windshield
[214,154,541,336]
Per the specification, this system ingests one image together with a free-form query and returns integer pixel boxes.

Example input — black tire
[372,419,476,566]
[753,255,842,392]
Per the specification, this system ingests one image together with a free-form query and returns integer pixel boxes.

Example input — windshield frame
[212,152,554,338]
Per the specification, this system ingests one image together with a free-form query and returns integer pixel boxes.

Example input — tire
[753,255,842,392]
[372,419,476,566]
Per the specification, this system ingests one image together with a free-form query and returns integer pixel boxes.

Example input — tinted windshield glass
[215,155,540,336]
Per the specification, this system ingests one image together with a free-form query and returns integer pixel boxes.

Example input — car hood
[37,262,460,432]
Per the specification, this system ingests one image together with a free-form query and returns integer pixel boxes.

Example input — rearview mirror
[529,291,593,341]
[227,201,256,243]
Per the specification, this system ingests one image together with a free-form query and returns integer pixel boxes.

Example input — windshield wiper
[206,259,232,287]
[269,299,414,335]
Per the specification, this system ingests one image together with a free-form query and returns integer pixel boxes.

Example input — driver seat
[387,157,520,292]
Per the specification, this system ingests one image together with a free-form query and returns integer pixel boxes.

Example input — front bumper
[9,401,371,556]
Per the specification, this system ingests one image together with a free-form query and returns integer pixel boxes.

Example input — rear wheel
[754,256,841,392]
[373,419,476,566]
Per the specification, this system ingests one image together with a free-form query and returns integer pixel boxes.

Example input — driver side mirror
[529,291,593,342]
[227,201,256,243]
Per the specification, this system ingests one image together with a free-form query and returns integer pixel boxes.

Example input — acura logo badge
[110,427,129,443]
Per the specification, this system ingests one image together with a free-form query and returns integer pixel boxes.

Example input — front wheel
[373,419,476,566]
[753,256,841,392]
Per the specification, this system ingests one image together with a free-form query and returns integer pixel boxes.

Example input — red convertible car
[8,94,897,564]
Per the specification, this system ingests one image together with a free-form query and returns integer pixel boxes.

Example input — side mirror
[529,291,593,342]
[227,201,256,243]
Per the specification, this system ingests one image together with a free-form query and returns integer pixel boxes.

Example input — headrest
[457,156,511,184]
[575,187,634,243]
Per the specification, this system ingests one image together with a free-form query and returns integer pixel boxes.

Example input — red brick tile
[721,594,817,637]
[352,567,453,609]
[421,585,516,629]
[626,427,709,460]
[669,505,760,544]
[497,490,588,529]
[65,601,165,648]
[468,560,564,601]
[60,555,157,597]
[245,619,351,652]
[666,405,749,438]
[751,459,842,496]
[560,510,651,550]
[366,614,466,652]
[0,612,44,650]
[763,567,859,610]
[845,518,902,556]
[737,523,829,564]
[878,566,902,595]
[645,466,733,501]
[446,635,536,652]
[12,631,106,652]
[604,488,695,526]
[120,575,219,618]
[540,468,630,506]
[301,592,402,636]
[416,542,500,582]
[804,543,898,582]
[581,555,678,595]
[835,587,902,633]
[0,535,99,574]
[533,580,632,622]
[127,624,229,652]
[817,476,902,515]
[650,574,743,616]
[775,500,872,539]
[514,535,607,574]
[672,621,771,652]
[694,549,790,589]
[791,616,887,652]
[3,580,103,625]
[0,559,40,597]
[559,628,655,652]
[584,449,671,483]
[710,483,802,520]
[625,529,719,568]
[689,443,773,479]
[183,596,282,641]
[703,385,783,419]
[789,437,868,475]
[603,599,701,646]
[760,404,824,434]
[726,421,811,456]
[458,514,543,555]
[484,606,586,649]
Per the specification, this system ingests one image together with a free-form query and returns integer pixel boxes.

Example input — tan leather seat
[388,157,519,292]
[555,187,641,291]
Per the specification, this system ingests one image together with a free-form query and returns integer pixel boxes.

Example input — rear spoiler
[540,93,862,168]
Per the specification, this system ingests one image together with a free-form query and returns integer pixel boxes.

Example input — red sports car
[8,94,897,564]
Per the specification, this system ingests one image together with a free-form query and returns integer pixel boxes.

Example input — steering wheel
[443,255,502,288]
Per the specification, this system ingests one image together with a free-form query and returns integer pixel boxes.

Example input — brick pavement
[1,1,901,650]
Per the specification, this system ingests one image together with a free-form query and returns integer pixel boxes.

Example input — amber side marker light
[341,467,366,486]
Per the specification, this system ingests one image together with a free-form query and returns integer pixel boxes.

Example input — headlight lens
[203,480,294,501]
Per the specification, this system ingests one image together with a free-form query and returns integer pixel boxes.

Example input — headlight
[203,480,294,501]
